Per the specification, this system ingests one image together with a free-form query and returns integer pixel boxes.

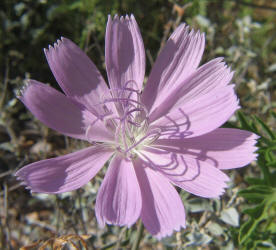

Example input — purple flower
[16,15,258,238]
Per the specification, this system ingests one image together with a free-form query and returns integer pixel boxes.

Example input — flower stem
[131,220,144,250]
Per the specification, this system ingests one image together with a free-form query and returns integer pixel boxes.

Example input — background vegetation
[0,0,275,249]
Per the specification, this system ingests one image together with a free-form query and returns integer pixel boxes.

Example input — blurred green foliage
[0,0,276,249]
[237,111,276,249]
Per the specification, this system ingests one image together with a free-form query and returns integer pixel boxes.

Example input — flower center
[96,81,161,158]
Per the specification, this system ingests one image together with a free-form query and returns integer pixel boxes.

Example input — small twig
[0,59,9,111]
[114,227,128,250]
[76,190,87,234]
[146,49,154,67]
[5,121,18,147]
[0,159,28,195]
[0,170,13,179]
[176,231,183,250]
[0,183,22,196]
[198,211,211,227]
[83,24,93,54]
[158,20,173,54]
[226,187,239,208]
[157,3,192,54]
[101,239,129,250]
[26,219,56,233]
[231,0,276,11]
[4,183,11,250]
[90,23,105,63]
[55,197,61,233]
[131,220,144,250]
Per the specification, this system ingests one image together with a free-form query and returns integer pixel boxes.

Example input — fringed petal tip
[15,174,21,180]
[176,22,204,37]
[98,218,136,229]
[16,179,33,192]
[15,167,28,180]
[15,170,32,190]
[108,14,135,21]
[44,34,110,113]
[248,133,260,161]
[14,146,112,194]
[253,153,258,161]
[197,172,230,199]
[105,12,145,91]
[252,133,260,148]
[98,219,137,231]
[15,174,33,193]
[155,224,186,240]
[17,79,33,99]
[213,186,228,199]
[252,133,261,141]
[44,37,66,54]
[25,185,35,194]
[24,185,31,191]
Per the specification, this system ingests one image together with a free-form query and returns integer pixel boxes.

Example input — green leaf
[239,186,273,204]
[239,193,265,203]
[237,111,254,131]
[239,189,276,246]
[270,172,276,186]
[270,111,276,120]
[254,116,276,140]
[239,185,273,196]
[239,218,256,244]
[245,177,265,186]
[243,202,266,217]
[264,149,276,163]
[257,154,273,186]
[260,137,274,147]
